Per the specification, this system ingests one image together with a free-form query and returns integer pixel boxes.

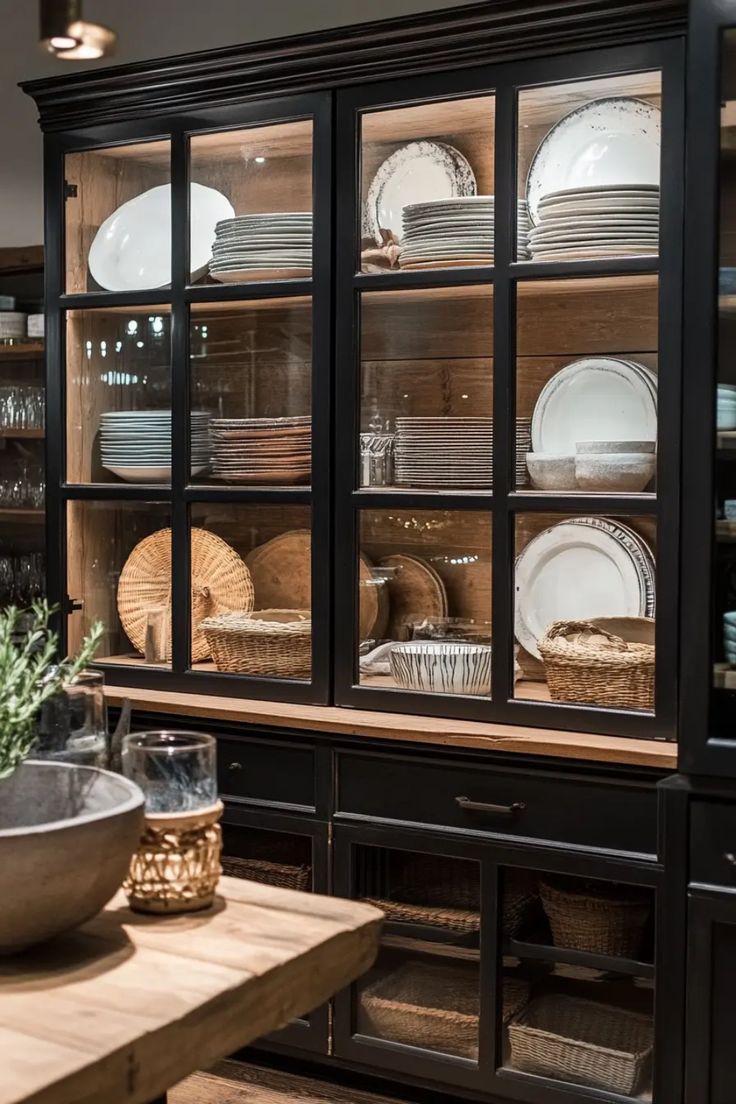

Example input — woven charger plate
[246,528,382,639]
[117,526,254,662]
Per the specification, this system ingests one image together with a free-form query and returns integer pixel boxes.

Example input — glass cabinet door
[53,97,330,700]
[337,47,679,737]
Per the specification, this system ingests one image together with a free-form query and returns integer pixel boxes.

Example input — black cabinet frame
[43,93,333,704]
[334,39,684,740]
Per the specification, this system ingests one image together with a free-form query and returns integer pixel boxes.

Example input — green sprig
[0,602,104,779]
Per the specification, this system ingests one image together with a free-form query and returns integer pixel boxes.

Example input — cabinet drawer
[217,735,315,811]
[336,752,657,856]
[691,800,736,888]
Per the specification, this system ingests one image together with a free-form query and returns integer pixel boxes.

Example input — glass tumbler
[121,730,218,814]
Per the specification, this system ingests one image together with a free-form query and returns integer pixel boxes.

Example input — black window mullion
[491,82,516,708]
[170,130,190,673]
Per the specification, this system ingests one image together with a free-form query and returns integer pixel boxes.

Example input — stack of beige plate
[210,416,311,484]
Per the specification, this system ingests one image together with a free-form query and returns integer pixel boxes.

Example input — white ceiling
[0,0,477,246]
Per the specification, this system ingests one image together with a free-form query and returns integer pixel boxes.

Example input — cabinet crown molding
[22,0,685,131]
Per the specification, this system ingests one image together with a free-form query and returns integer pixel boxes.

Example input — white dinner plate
[530,356,657,454]
[88,183,233,292]
[515,518,651,658]
[530,245,659,259]
[364,141,476,244]
[526,98,661,224]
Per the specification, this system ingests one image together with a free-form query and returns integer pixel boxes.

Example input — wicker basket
[359,963,529,1058]
[503,869,540,937]
[117,527,253,663]
[363,897,480,934]
[539,878,651,958]
[200,609,311,677]
[388,853,480,910]
[221,855,311,892]
[508,994,653,1095]
[538,619,655,710]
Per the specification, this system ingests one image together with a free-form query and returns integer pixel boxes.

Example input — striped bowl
[389,641,492,696]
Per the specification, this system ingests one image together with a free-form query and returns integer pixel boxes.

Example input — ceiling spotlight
[40,0,116,60]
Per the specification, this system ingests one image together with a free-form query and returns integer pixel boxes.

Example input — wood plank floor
[171,1060,408,1104]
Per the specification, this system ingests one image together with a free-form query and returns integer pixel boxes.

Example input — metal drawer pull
[228,761,242,772]
[455,795,526,815]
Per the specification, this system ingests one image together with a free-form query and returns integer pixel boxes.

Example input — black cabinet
[685,891,736,1104]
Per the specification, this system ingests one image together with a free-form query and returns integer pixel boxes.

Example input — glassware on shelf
[409,616,492,644]
[0,460,45,508]
[360,432,395,487]
[0,553,45,607]
[121,730,218,814]
[144,607,170,664]
[0,384,44,430]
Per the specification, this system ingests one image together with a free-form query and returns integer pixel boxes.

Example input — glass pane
[0,341,45,607]
[514,513,656,711]
[360,286,492,491]
[715,31,736,701]
[189,120,313,286]
[358,509,491,694]
[65,140,171,294]
[500,867,654,1098]
[221,822,313,891]
[518,72,661,263]
[517,277,658,493]
[360,96,494,274]
[190,297,311,486]
[353,844,480,1060]
[189,502,311,679]
[66,307,171,485]
[67,501,172,669]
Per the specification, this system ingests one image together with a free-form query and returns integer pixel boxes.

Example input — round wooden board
[378,553,448,641]
[245,530,383,641]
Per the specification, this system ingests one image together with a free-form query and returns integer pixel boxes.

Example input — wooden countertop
[0,877,382,1104]
[104,685,678,770]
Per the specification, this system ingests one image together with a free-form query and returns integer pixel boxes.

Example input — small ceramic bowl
[574,452,656,493]
[525,452,576,491]
[389,641,492,696]
[575,440,656,455]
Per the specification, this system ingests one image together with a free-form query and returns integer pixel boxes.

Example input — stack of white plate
[517,201,532,260]
[527,185,660,261]
[208,214,312,283]
[210,415,311,484]
[399,197,494,269]
[100,410,210,483]
[0,312,27,339]
[395,417,492,486]
[515,515,656,659]
[718,383,736,430]
[516,417,532,486]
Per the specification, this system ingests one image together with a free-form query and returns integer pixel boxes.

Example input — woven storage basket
[538,619,655,710]
[508,994,653,1095]
[200,609,311,677]
[363,897,480,934]
[539,878,651,958]
[117,527,253,663]
[221,855,311,892]
[503,869,540,937]
[359,963,530,1058]
[387,852,480,910]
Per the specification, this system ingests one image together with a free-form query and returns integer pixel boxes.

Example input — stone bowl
[525,453,576,491]
[0,760,144,953]
[574,452,656,493]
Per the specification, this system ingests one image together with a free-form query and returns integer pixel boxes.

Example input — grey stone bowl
[0,760,144,954]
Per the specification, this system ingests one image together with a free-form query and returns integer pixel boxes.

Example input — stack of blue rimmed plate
[724,611,736,664]
[99,410,210,483]
[208,213,312,283]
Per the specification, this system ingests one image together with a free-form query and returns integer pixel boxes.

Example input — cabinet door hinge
[64,181,78,199]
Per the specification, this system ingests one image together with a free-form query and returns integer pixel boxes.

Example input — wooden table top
[0,877,382,1104]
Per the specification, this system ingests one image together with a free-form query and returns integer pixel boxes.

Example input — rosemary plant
[0,603,104,779]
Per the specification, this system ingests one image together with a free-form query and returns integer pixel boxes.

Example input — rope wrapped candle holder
[121,731,223,913]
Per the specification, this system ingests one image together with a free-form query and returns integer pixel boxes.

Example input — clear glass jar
[121,730,217,814]
[34,669,107,767]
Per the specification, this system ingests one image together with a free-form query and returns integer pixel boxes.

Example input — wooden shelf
[382,932,480,963]
[0,508,44,523]
[0,342,43,359]
[0,428,44,440]
[103,684,678,769]
[503,934,654,979]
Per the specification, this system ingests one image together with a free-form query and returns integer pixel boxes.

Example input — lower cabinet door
[685,890,736,1104]
[220,803,329,1055]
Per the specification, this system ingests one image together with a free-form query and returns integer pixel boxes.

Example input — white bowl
[88,183,234,292]
[575,439,656,455]
[389,641,492,696]
[525,452,576,490]
[574,452,655,492]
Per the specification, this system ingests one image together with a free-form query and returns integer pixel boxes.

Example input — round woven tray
[117,527,254,663]
[538,619,655,710]
[200,608,311,677]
